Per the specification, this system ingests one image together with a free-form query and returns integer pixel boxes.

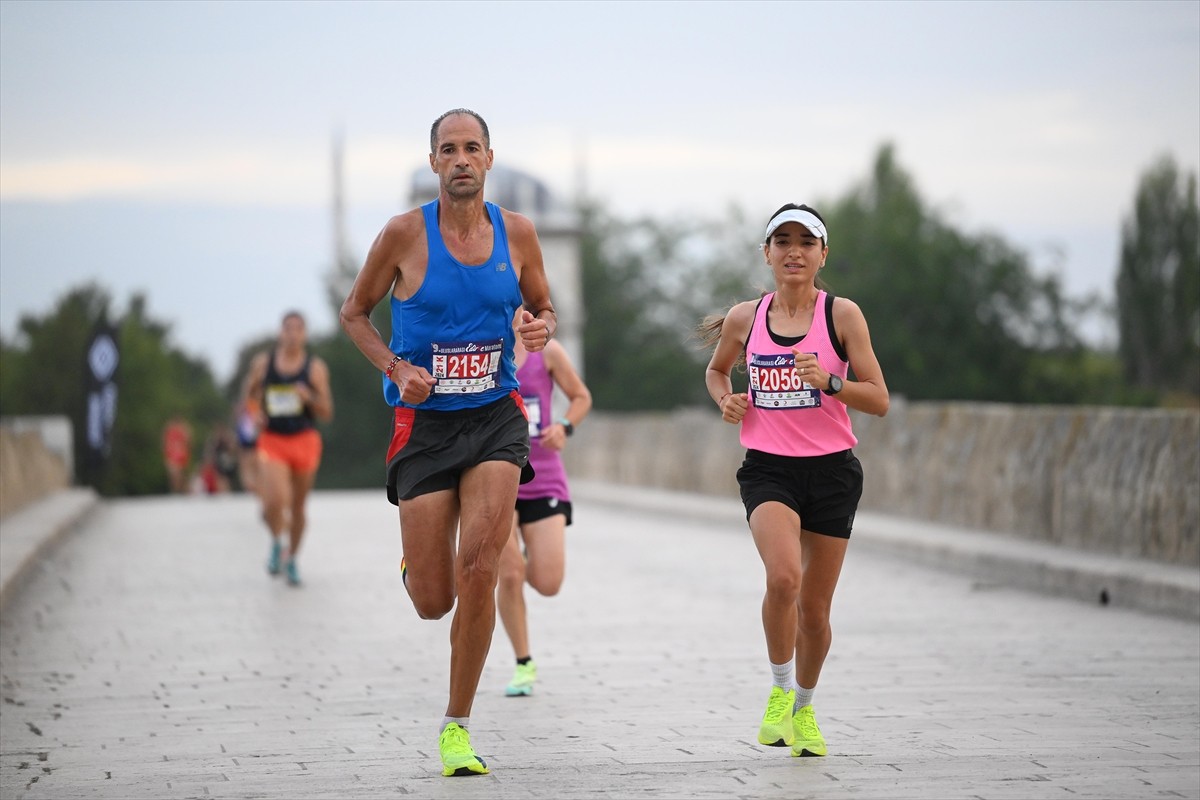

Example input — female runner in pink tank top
[701,203,889,759]
[495,334,592,698]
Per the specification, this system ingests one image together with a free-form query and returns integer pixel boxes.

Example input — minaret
[332,128,350,271]
[573,132,588,209]
[326,128,357,307]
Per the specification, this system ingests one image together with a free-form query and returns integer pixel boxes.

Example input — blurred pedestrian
[701,203,889,758]
[339,108,556,777]
[201,422,238,494]
[240,311,334,586]
[496,334,591,697]
[162,415,192,494]
[235,397,262,495]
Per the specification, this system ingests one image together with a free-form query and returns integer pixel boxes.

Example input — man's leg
[398,489,459,620]
[167,463,184,494]
[278,467,317,585]
[239,449,259,495]
[287,468,317,557]
[259,459,291,537]
[447,460,520,718]
[258,456,292,575]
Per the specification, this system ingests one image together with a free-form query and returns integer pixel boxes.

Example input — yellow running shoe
[757,687,796,747]
[791,704,827,757]
[505,660,538,697]
[438,723,489,777]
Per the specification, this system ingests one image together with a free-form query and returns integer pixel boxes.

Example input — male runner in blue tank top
[339,108,557,778]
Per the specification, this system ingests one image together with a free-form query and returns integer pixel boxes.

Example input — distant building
[409,165,585,378]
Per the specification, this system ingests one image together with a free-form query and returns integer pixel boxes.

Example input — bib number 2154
[431,339,502,394]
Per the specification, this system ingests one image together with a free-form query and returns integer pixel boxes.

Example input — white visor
[764,209,827,244]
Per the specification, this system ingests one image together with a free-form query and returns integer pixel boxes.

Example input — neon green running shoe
[439,723,489,777]
[505,660,537,697]
[791,704,827,757]
[757,687,795,747]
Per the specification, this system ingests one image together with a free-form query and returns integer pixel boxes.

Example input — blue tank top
[384,200,523,411]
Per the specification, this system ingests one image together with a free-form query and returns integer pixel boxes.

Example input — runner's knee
[765,565,802,601]
[410,586,454,620]
[457,543,502,588]
[526,565,563,597]
[797,598,832,634]
[498,552,526,588]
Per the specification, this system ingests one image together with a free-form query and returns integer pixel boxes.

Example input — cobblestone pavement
[1,488,1197,799]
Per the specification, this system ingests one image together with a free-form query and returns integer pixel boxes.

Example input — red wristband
[384,355,402,379]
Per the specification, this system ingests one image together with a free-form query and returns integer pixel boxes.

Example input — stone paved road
[1,488,1197,799]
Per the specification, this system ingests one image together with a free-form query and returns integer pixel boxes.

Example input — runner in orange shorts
[239,311,334,586]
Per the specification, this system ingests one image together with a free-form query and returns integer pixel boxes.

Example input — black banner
[84,319,120,468]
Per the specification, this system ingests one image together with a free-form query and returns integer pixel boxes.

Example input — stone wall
[562,402,1200,567]
[0,417,73,519]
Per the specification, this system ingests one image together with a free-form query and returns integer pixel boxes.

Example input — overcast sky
[2,0,1197,383]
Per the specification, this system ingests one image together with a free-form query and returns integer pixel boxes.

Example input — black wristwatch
[557,417,575,437]
[823,375,844,396]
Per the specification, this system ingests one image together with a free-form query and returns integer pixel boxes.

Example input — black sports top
[263,351,314,434]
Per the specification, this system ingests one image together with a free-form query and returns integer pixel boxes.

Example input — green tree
[1116,155,1200,399]
[1,284,227,495]
[821,144,1097,403]
[579,200,760,409]
[1,285,106,446]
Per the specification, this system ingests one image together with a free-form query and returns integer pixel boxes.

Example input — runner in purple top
[496,335,591,697]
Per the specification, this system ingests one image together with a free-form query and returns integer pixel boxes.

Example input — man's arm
[305,357,335,422]
[240,353,267,408]
[339,211,437,404]
[239,353,269,426]
[505,210,556,350]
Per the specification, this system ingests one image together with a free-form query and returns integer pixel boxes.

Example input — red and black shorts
[736,448,863,539]
[386,391,533,505]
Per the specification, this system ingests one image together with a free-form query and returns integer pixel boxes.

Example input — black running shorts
[386,391,533,505]
[515,497,573,526]
[736,448,863,538]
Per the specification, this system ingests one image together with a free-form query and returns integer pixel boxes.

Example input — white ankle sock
[770,661,794,690]
[441,716,469,732]
[794,685,815,709]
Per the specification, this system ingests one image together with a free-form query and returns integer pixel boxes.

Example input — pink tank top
[740,290,857,457]
[516,351,570,502]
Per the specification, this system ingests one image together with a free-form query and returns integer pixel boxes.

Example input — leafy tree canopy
[1116,154,1200,401]
[1,284,227,495]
